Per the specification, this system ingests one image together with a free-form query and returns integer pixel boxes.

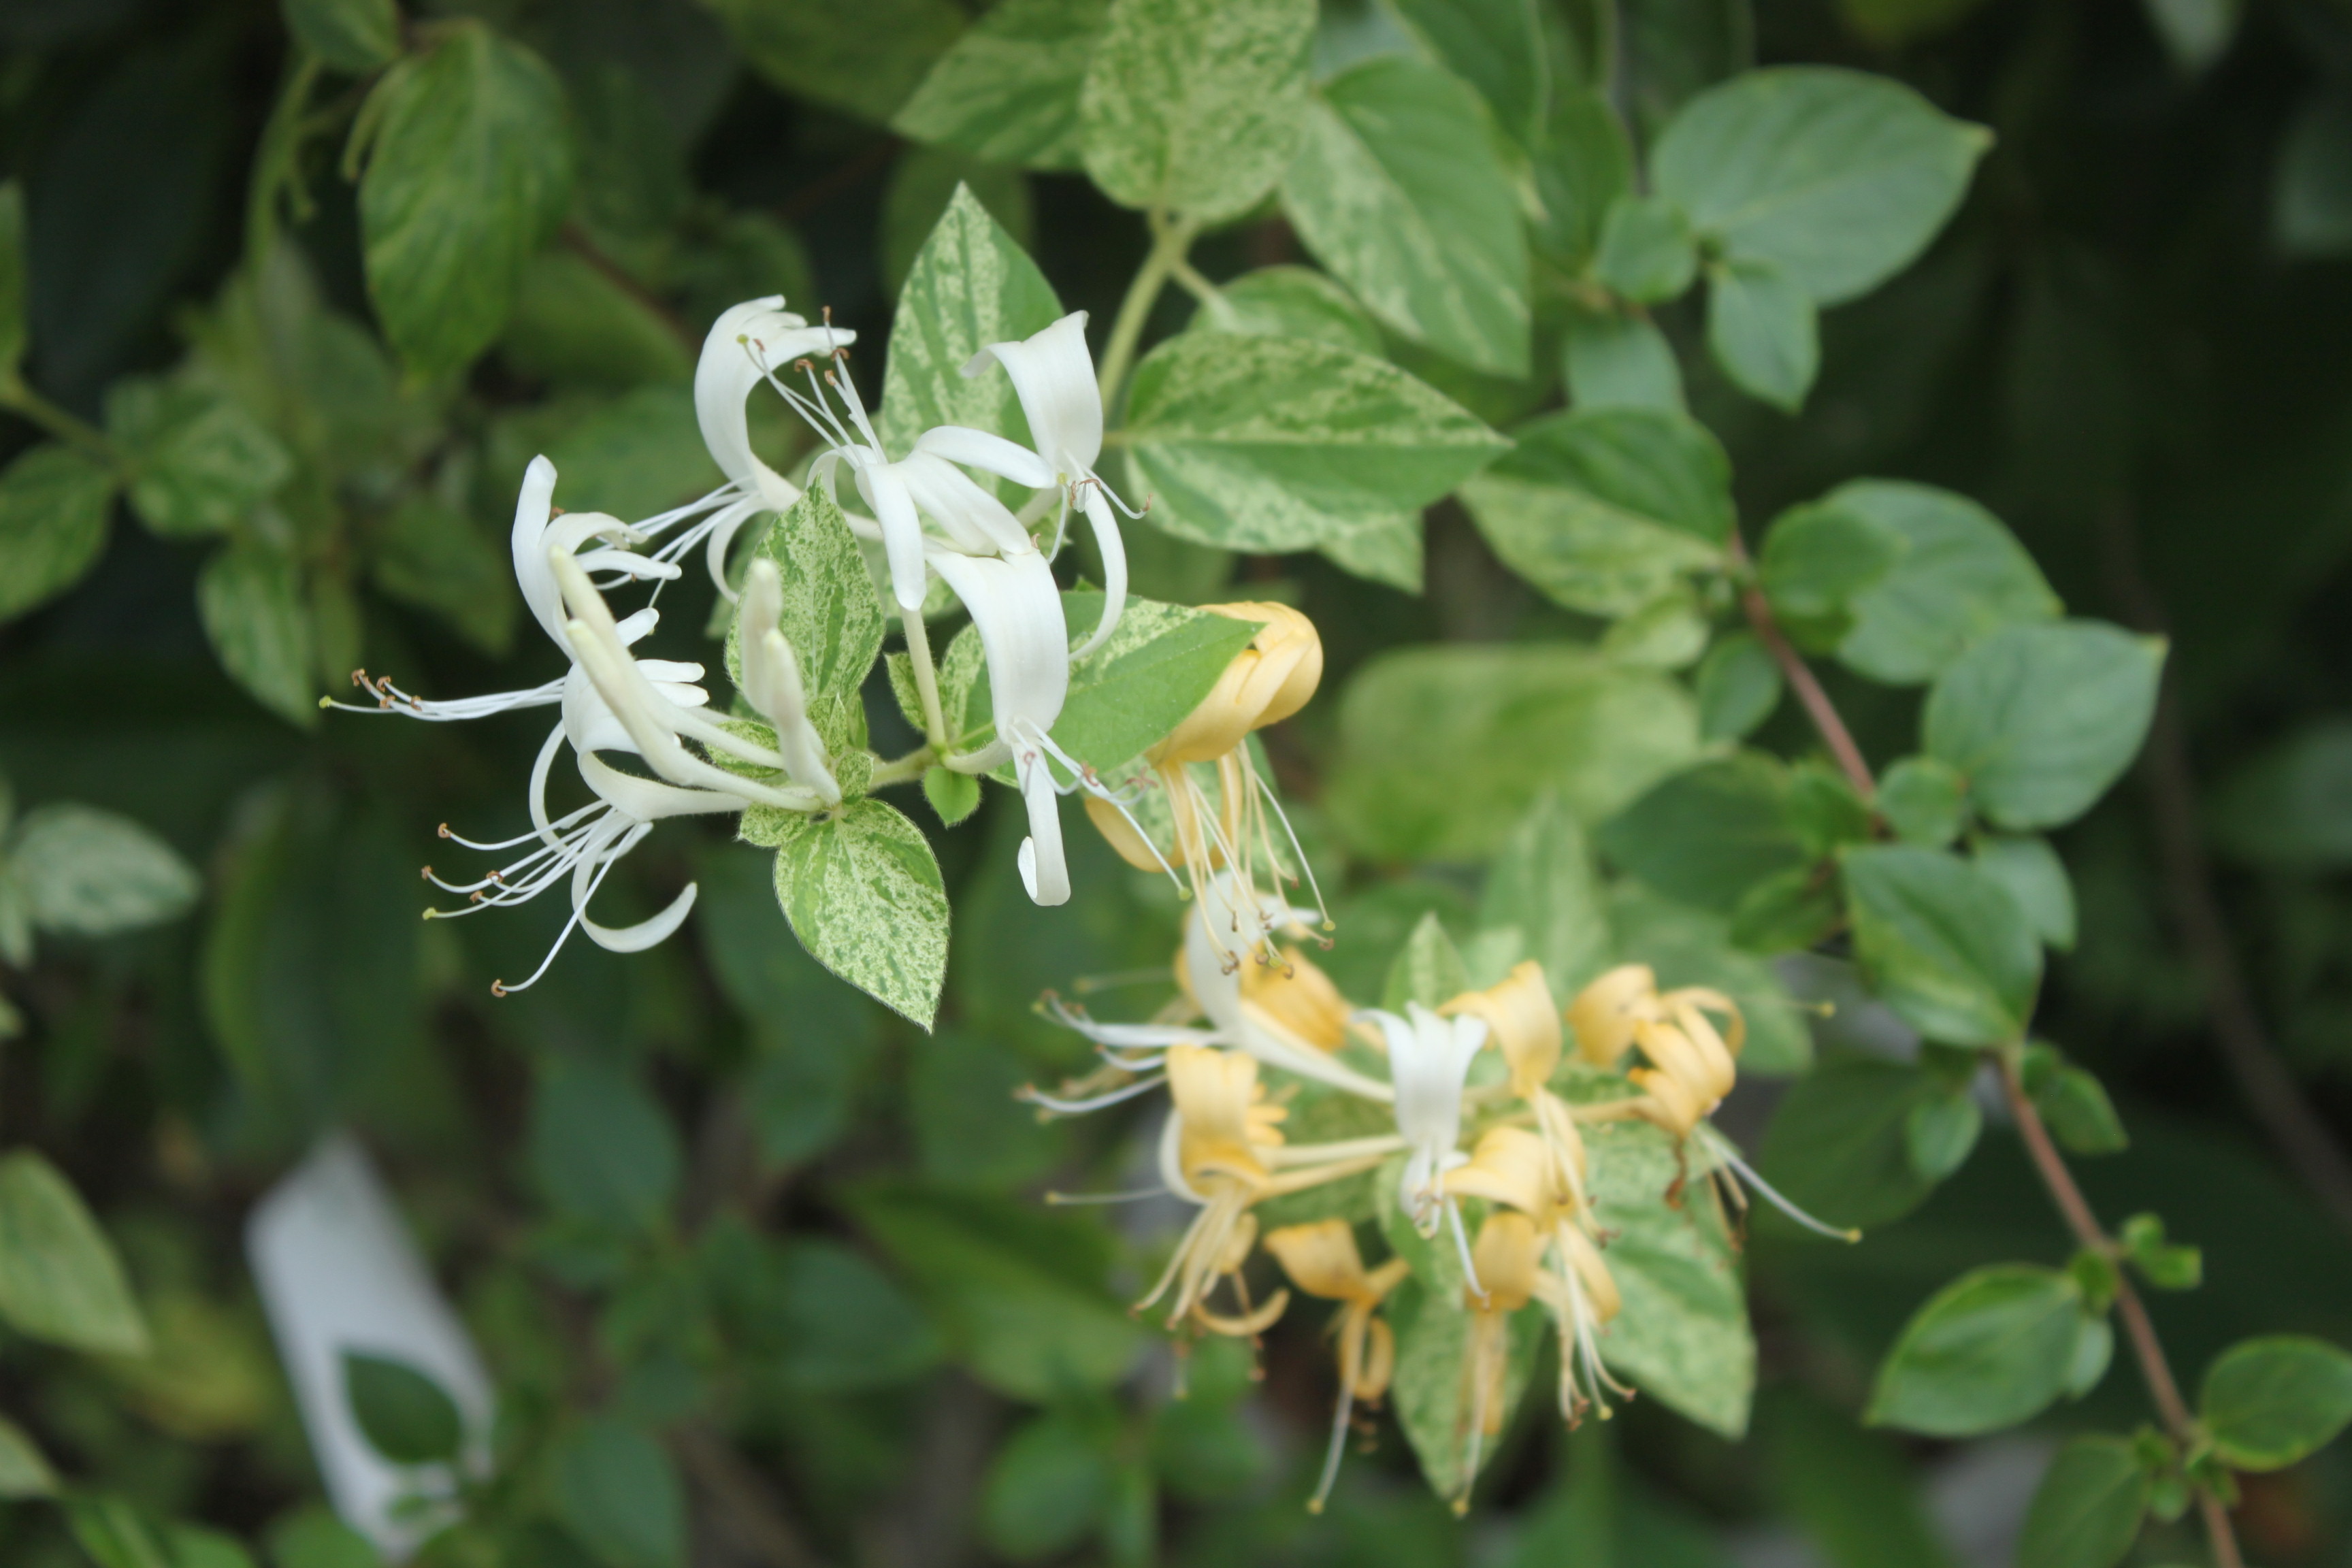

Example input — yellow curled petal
[1443,1126,1556,1219]
[1568,964,1658,1067]
[1171,1045,1275,1185]
[1195,1286,1290,1338]
[1264,1218,1371,1303]
[1468,1211,1544,1313]
[1631,1017,1717,1103]
[1356,1313,1396,1401]
[1241,945,1351,1051]
[1667,995,1741,1096]
[1214,602,1323,730]
[1666,985,1746,1057]
[1556,1222,1622,1324]
[1629,1065,1708,1138]
[1442,960,1561,1095]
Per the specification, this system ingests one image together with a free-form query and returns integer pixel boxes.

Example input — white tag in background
[246,1133,495,1561]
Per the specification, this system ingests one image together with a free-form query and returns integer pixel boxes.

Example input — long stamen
[1015,1073,1169,1116]
[1699,1126,1860,1241]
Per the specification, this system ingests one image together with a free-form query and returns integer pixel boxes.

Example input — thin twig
[1727,532,1876,797]
[2095,502,2352,1237]
[671,1424,828,1568]
[559,224,697,350]
[776,136,902,225]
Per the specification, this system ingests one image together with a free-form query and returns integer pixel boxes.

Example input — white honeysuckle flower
[736,557,840,804]
[928,549,1074,903]
[963,311,1132,657]
[1366,1002,1490,1242]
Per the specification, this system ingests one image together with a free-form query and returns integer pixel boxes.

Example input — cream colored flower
[1264,1219,1412,1514]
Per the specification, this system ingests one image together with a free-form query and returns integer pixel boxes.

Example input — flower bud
[1150,603,1324,766]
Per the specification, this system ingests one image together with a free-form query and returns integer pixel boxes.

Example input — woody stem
[1727,532,1876,798]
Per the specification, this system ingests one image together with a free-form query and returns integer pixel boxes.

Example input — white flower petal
[963,311,1102,477]
[694,297,845,510]
[915,424,1058,490]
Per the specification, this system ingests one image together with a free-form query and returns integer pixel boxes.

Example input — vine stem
[1096,214,1200,414]
[1727,532,1876,798]
[868,745,937,789]
[1735,543,2243,1568]
[0,378,116,465]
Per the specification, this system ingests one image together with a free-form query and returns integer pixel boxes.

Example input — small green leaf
[1757,1057,1946,1231]
[342,1350,465,1465]
[2119,1213,2201,1291]
[922,766,981,826]
[2034,1064,2128,1156]
[8,803,199,937]
[1478,791,1612,1002]
[1186,265,1382,354]
[1756,497,1906,650]
[1382,909,1469,1011]
[879,184,1063,476]
[65,1496,174,1568]
[1878,756,1968,847]
[1904,1089,1982,1181]
[708,0,969,124]
[1122,332,1507,553]
[280,0,400,75]
[1596,752,1808,914]
[1081,0,1313,223]
[1728,864,1842,955]
[263,1508,375,1568]
[892,0,1107,169]
[1925,621,2166,831]
[197,540,317,727]
[1787,762,1874,857]
[0,1149,150,1355]
[528,1060,683,1232]
[356,22,574,378]
[1281,56,1532,376]
[1460,407,1732,618]
[1707,257,1819,412]
[0,1414,59,1499]
[757,798,949,1029]
[981,1411,1116,1559]
[1971,834,2076,950]
[1842,844,2040,1047]
[1867,1264,2089,1437]
[2017,1435,2152,1568]
[2200,1335,2352,1472]
[1563,306,1684,412]
[167,1526,257,1568]
[1594,194,1699,305]
[0,180,25,378]
[0,443,117,625]
[552,1420,687,1568]
[1696,633,1782,741]
[734,484,887,753]
[1650,66,1991,306]
[500,248,696,389]
[1318,508,1424,592]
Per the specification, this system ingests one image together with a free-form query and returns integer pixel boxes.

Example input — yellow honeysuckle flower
[1456,1210,1546,1512]
[1264,1218,1413,1513]
[1443,961,1589,1209]
[1236,943,1351,1051]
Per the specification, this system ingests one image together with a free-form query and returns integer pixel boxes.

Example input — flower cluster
[332,297,1153,990]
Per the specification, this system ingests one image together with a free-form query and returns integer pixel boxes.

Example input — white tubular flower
[929,549,1073,904]
[736,557,840,804]
[962,311,1131,657]
[1366,1003,1490,1241]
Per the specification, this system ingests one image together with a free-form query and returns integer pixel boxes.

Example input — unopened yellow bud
[1151,603,1324,766]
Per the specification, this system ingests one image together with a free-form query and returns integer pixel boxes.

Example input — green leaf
[2209,718,2352,868]
[500,249,695,389]
[1563,307,1685,412]
[2200,1335,2352,1471]
[106,379,291,538]
[528,1060,683,1232]
[1529,88,1633,269]
[1620,0,1752,137]
[923,766,981,826]
[0,1414,58,1499]
[2016,1436,2150,1568]
[525,385,718,522]
[705,1226,942,1389]
[1867,1264,2091,1437]
[847,1181,1147,1400]
[1079,0,1314,223]
[263,1508,375,1568]
[1788,762,1874,856]
[356,22,574,378]
[1479,791,1613,1002]
[893,0,1107,169]
[1757,1057,1946,1231]
[0,443,117,625]
[1924,621,2166,831]
[0,180,25,378]
[197,540,317,727]
[881,149,1033,303]
[1707,257,1819,412]
[168,1527,256,1568]
[1281,57,1531,376]
[1121,332,1507,553]
[1755,497,1906,650]
[1186,265,1383,354]
[370,492,518,655]
[342,1350,465,1466]
[1588,1119,1756,1437]
[9,804,198,936]
[1593,194,1699,305]
[1876,756,1967,847]
[1047,592,1262,772]
[755,798,949,1029]
[708,0,968,123]
[1904,1089,1982,1182]
[552,1420,686,1568]
[1696,633,1782,740]
[1460,407,1731,617]
[1650,66,1991,306]
[2119,1213,2201,1292]
[1596,752,1808,915]
[1842,845,2040,1047]
[1600,587,1709,668]
[1388,0,1549,146]
[982,1411,1116,1559]
[734,484,887,753]
[280,0,399,74]
[1326,644,1700,862]
[2275,91,2352,259]
[2034,1063,2128,1156]
[879,184,1062,479]
[1729,865,1842,956]
[65,1497,174,1568]
[1382,909,1470,1011]
[1318,508,1425,592]
[0,1149,149,1355]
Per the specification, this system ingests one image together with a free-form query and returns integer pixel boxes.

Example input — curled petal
[914,424,1057,489]
[961,310,1102,476]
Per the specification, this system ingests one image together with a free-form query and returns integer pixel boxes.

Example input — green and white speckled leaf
[1281,58,1532,377]
[756,799,948,1029]
[7,805,199,938]
[1184,265,1384,355]
[1584,1119,1754,1437]
[1078,0,1313,223]
[706,0,969,125]
[729,485,885,753]
[1318,509,1423,593]
[1382,909,1469,1011]
[892,0,1107,169]
[1378,1154,1545,1503]
[1121,333,1506,553]
[879,185,1063,480]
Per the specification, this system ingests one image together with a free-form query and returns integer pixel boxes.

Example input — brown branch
[559,223,696,349]
[2093,504,2352,1237]
[671,1423,829,1568]
[1728,532,1877,797]
[775,135,902,225]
